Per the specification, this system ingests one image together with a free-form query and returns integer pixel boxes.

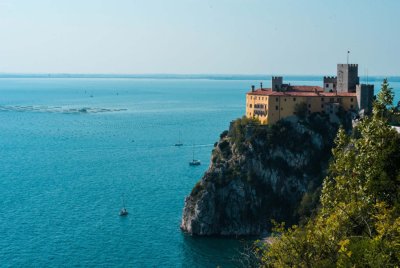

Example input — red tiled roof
[290,86,324,92]
[247,87,356,97]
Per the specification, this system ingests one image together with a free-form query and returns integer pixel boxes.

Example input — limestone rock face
[181,115,345,236]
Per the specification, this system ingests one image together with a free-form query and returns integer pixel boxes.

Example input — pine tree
[377,78,394,108]
[374,78,395,120]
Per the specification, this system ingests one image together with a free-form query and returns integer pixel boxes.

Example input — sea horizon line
[0,73,399,81]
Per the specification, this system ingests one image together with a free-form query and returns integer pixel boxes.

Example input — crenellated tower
[337,64,359,93]
[323,76,337,92]
[271,76,283,91]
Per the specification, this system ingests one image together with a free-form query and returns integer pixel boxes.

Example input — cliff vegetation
[257,79,400,267]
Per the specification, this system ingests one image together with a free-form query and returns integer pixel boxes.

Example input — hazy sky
[0,0,399,75]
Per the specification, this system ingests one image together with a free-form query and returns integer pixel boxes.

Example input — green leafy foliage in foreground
[259,80,400,267]
[375,78,400,126]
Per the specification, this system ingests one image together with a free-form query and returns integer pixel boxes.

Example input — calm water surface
[0,77,398,267]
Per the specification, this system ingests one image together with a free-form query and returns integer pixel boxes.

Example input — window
[250,104,252,108]
[321,104,324,108]
[326,83,329,88]
[330,98,334,103]
[275,106,278,110]
[276,98,279,102]
[284,98,287,102]
[321,98,324,101]
[350,98,353,102]
[350,105,354,109]
[293,98,296,101]
[308,104,311,108]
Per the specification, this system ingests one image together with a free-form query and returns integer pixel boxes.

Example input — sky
[0,0,399,75]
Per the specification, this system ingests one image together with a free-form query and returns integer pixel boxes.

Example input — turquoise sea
[0,76,399,267]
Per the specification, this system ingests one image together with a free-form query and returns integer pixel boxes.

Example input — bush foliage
[258,80,400,267]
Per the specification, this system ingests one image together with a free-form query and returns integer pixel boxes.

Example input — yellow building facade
[246,86,357,125]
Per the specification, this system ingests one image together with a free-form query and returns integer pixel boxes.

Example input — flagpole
[347,51,350,64]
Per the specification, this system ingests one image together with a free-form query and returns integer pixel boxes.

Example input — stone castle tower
[337,64,360,93]
[356,84,374,114]
[272,76,283,91]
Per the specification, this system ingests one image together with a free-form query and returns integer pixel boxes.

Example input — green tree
[229,116,260,152]
[258,81,400,267]
[377,78,394,108]
[260,117,400,267]
[374,78,396,122]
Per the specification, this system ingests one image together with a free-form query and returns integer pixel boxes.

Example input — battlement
[338,63,358,68]
[358,84,374,89]
[323,76,337,83]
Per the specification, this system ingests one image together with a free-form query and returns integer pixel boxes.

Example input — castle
[246,64,374,124]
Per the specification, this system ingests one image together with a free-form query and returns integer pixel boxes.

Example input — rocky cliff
[181,113,351,236]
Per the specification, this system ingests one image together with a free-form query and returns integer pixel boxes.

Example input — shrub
[219,130,229,139]
[190,181,204,197]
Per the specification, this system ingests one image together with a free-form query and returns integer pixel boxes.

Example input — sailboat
[119,195,128,216]
[175,131,183,146]
[189,144,201,166]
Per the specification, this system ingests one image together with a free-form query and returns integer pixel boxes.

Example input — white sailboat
[175,131,183,146]
[189,144,201,166]
[119,195,128,216]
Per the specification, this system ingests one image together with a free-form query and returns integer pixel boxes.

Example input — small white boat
[175,131,183,146]
[189,144,201,166]
[189,159,201,166]
[119,208,128,216]
[119,195,128,216]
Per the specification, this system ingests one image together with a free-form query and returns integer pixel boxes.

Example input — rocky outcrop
[181,114,349,236]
